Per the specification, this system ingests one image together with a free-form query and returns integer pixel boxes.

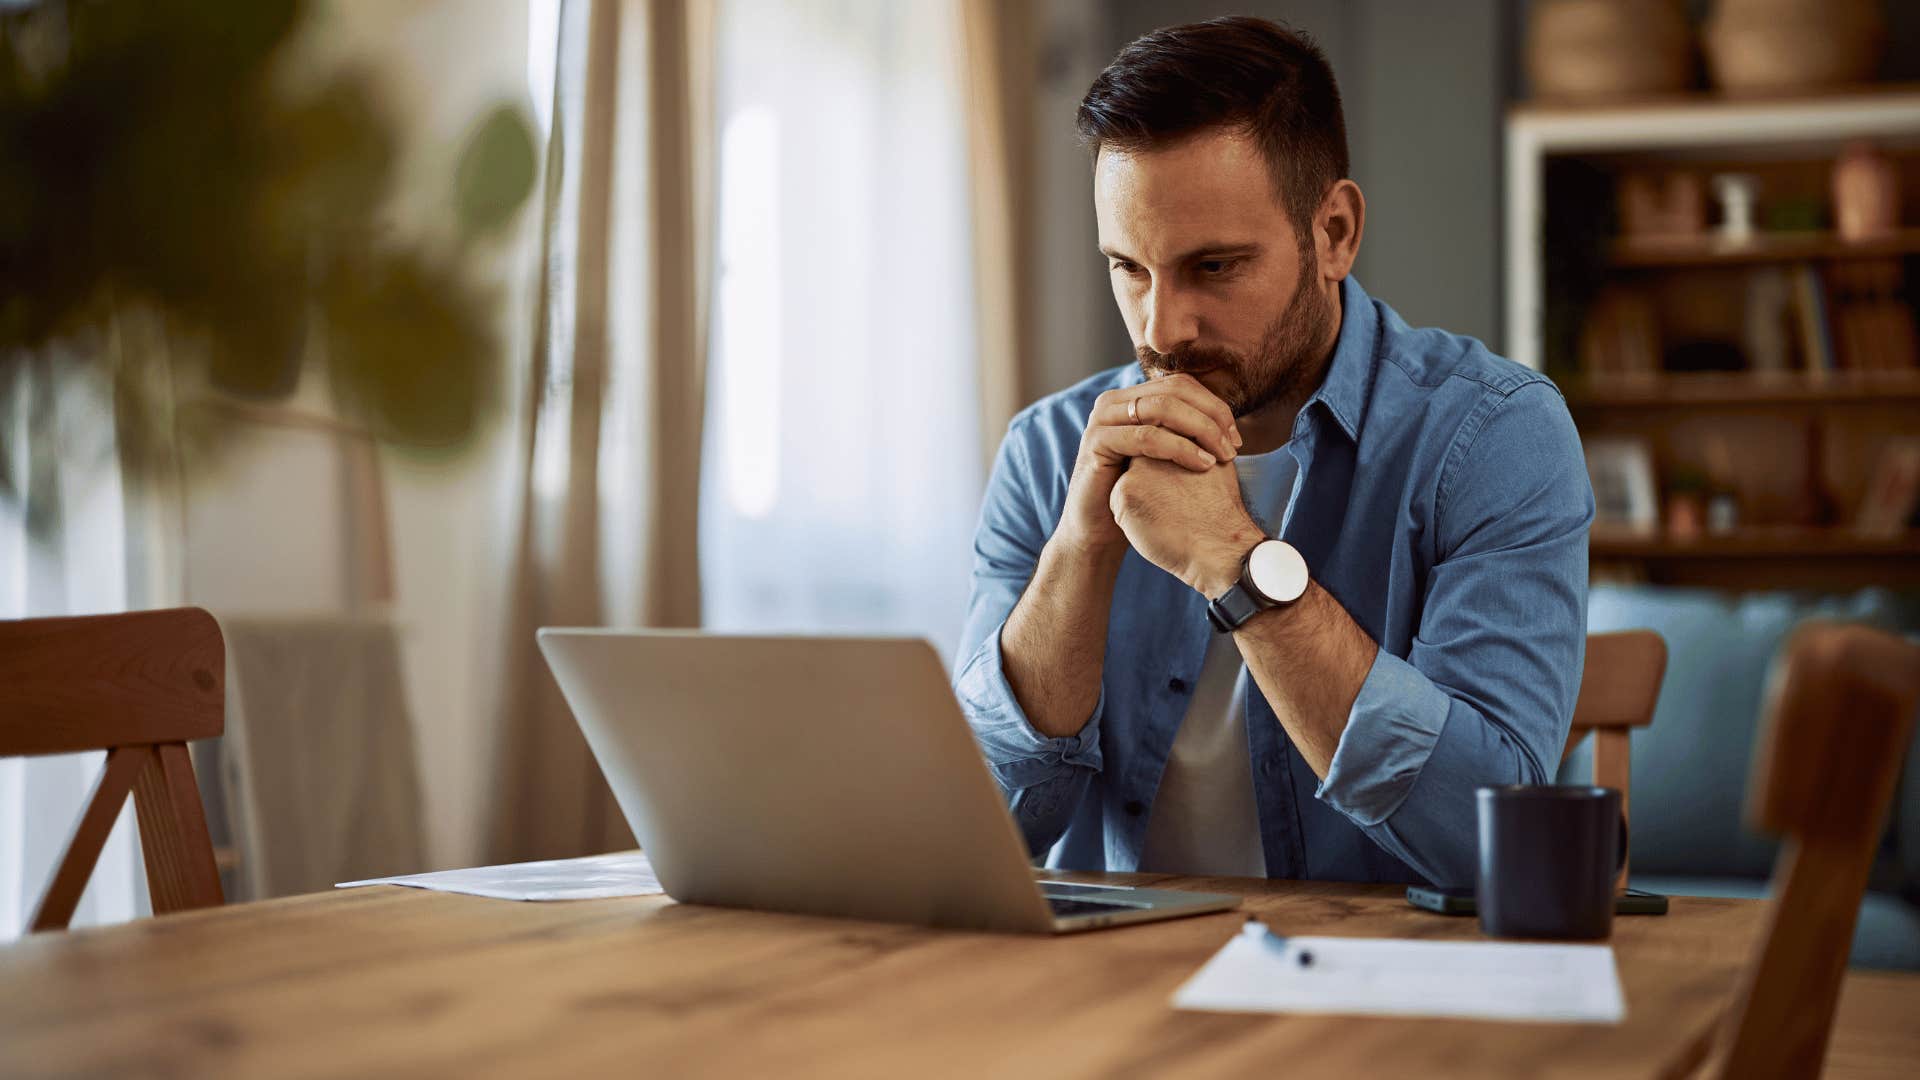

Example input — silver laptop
[537,629,1240,933]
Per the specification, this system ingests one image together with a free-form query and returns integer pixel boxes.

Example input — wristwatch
[1206,539,1310,633]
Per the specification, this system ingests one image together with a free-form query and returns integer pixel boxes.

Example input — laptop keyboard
[1046,896,1135,918]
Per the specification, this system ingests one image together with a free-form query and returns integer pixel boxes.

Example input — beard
[1135,249,1336,420]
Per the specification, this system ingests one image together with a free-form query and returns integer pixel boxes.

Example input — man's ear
[1315,179,1365,282]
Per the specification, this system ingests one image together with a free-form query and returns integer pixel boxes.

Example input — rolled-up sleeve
[953,416,1102,855]
[1314,381,1593,886]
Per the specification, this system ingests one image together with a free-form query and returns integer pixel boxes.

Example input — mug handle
[1616,811,1631,875]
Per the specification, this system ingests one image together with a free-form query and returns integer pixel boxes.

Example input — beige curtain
[960,0,1039,463]
[488,0,714,862]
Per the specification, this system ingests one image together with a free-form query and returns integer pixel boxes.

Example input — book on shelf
[1791,262,1835,374]
[1826,258,1918,372]
[1579,287,1660,380]
[1786,260,1920,375]
[1743,267,1794,374]
[1580,258,1916,386]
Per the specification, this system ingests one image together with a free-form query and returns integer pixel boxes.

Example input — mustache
[1136,342,1242,376]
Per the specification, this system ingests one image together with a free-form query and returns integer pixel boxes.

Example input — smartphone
[1406,885,1669,916]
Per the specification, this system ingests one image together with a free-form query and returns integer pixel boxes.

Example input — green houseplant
[0,0,536,520]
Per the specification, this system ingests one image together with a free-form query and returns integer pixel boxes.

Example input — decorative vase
[1832,142,1900,243]
[1526,0,1693,101]
[1704,0,1883,94]
[1711,173,1761,243]
[1665,492,1704,540]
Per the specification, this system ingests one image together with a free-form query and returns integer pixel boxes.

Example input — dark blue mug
[1476,785,1628,940]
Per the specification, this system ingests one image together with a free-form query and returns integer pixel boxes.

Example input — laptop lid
[536,630,1059,933]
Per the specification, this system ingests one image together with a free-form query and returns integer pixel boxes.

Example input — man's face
[1094,129,1334,419]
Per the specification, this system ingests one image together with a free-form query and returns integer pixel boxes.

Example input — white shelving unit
[1503,87,1920,371]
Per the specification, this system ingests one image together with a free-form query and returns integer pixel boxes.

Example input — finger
[1092,393,1236,462]
[1087,421,1217,472]
[1135,374,1240,448]
[1151,373,1240,444]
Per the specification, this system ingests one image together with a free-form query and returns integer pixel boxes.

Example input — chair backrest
[0,607,227,931]
[1564,630,1668,888]
[1713,622,1920,1079]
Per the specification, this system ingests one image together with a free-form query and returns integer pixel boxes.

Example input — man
[953,17,1592,888]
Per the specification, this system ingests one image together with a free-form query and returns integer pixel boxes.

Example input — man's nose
[1143,279,1200,358]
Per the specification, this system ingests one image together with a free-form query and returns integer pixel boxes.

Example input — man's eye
[1199,259,1240,276]
[1110,261,1143,275]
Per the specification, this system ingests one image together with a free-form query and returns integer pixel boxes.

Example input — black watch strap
[1206,584,1264,633]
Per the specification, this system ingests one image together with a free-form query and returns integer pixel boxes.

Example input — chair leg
[29,745,153,933]
[131,741,224,914]
[1593,728,1632,892]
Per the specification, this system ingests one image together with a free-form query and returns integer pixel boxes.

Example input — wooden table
[1828,971,1920,1080]
[0,872,1771,1078]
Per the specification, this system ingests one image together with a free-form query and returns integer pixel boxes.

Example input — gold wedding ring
[1127,397,1140,424]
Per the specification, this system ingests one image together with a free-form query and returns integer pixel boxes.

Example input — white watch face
[1247,540,1309,604]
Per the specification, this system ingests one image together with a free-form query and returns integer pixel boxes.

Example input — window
[700,0,984,662]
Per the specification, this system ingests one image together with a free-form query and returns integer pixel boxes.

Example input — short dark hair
[1076,16,1348,231]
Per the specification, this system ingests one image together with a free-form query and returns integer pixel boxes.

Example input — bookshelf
[1566,371,1920,408]
[1608,227,1920,268]
[1592,553,1920,593]
[1590,526,1920,559]
[1590,528,1920,591]
[1506,87,1920,591]
[1507,86,1920,370]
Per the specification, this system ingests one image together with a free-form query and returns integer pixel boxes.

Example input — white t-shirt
[1137,444,1298,877]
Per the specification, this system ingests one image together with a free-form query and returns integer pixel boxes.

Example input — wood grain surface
[0,872,1771,1079]
[1825,971,1920,1080]
[0,607,224,757]
[128,741,224,916]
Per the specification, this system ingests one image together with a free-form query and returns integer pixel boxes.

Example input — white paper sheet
[1172,922,1625,1024]
[336,851,665,901]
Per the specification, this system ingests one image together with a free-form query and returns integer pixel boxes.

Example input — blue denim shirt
[954,276,1593,887]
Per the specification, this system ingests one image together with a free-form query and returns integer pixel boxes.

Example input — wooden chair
[0,607,227,931]
[1563,630,1669,888]
[1711,623,1920,1079]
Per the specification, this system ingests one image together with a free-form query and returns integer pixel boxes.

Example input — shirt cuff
[954,619,1104,790]
[1314,648,1452,826]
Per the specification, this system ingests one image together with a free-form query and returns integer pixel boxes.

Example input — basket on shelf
[1704,0,1884,95]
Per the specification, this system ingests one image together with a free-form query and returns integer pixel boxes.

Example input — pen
[1243,917,1315,968]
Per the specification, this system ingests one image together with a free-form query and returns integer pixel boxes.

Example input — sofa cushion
[1633,876,1920,971]
[1903,710,1920,901]
[1565,585,1920,883]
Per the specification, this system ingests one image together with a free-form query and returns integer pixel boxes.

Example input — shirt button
[1124,800,1145,816]
[1167,677,1188,693]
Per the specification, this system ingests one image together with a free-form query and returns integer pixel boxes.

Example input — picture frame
[1854,437,1920,539]
[1585,437,1660,535]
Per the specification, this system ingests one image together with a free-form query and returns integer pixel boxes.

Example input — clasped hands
[1058,373,1269,599]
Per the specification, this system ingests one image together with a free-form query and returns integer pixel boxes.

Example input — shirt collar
[1299,274,1378,444]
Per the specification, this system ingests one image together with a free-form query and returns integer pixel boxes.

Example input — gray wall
[1030,0,1122,401]
[1342,0,1505,350]
[1024,0,1511,400]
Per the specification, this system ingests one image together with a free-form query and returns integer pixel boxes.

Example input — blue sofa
[1563,584,1920,970]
